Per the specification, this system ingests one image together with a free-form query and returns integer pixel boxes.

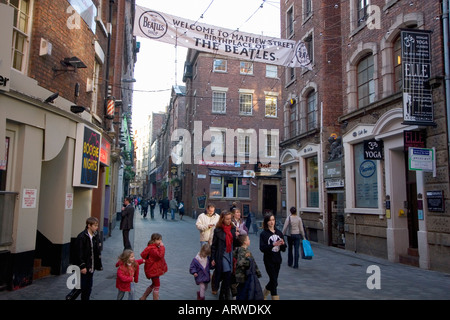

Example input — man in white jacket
[196,204,219,247]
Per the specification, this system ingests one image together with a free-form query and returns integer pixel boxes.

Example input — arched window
[357,54,375,108]
[306,91,317,131]
[393,36,402,92]
[289,100,297,138]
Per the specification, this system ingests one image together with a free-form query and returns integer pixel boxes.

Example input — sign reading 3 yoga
[134,5,312,69]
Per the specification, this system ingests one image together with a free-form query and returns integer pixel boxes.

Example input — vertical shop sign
[401,29,434,125]
[73,124,101,188]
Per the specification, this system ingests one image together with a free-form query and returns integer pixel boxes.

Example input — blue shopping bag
[302,239,314,260]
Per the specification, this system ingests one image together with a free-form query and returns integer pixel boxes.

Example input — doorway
[405,155,419,249]
[263,185,277,216]
[327,192,345,248]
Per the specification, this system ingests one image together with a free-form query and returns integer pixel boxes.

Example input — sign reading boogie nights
[134,5,312,69]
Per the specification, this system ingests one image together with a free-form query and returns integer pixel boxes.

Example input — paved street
[1,206,450,302]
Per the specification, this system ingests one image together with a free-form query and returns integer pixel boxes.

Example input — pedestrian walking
[149,197,156,219]
[259,214,286,300]
[140,233,168,300]
[196,203,220,247]
[234,234,263,300]
[120,197,134,250]
[65,217,103,300]
[115,249,144,300]
[161,197,170,220]
[231,207,248,236]
[211,211,239,300]
[282,207,306,269]
[141,198,149,218]
[178,200,185,220]
[189,243,211,300]
[170,198,178,220]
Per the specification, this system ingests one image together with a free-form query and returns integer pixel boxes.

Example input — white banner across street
[134,5,312,69]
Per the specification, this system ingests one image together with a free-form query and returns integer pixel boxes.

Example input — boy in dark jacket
[66,217,103,300]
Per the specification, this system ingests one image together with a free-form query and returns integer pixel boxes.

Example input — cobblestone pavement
[1,206,450,302]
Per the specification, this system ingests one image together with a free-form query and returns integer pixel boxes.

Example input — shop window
[354,143,378,208]
[209,176,250,199]
[306,156,319,207]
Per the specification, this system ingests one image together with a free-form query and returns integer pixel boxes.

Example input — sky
[132,0,281,128]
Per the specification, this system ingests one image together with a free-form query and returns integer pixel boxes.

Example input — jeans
[170,208,176,220]
[287,234,302,268]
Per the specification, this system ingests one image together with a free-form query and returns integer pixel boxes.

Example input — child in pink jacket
[116,249,144,300]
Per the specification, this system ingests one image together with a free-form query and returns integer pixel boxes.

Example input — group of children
[115,233,262,301]
[189,234,263,300]
[115,233,167,300]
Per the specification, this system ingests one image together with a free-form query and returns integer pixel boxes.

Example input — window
[304,33,314,64]
[266,133,277,158]
[212,91,226,113]
[286,6,294,38]
[209,176,250,198]
[357,54,375,108]
[238,134,251,157]
[393,36,402,92]
[239,93,253,115]
[91,60,100,114]
[357,0,369,26]
[213,59,227,72]
[354,143,378,208]
[306,156,319,207]
[240,61,253,75]
[210,129,226,156]
[265,96,277,117]
[304,0,312,17]
[289,101,297,138]
[287,67,295,83]
[266,65,277,78]
[9,0,32,72]
[306,91,317,130]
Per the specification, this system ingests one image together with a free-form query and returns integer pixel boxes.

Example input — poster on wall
[73,123,101,188]
[401,29,435,125]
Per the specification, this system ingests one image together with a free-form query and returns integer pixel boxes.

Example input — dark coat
[259,228,286,265]
[74,229,103,272]
[211,226,239,289]
[120,204,134,230]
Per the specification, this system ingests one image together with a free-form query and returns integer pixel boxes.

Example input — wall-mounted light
[71,105,88,114]
[53,56,87,74]
[44,92,59,103]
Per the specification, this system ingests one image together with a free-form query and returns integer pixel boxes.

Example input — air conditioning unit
[39,38,52,56]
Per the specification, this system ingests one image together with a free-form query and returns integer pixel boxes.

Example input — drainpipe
[443,0,450,162]
[104,0,115,116]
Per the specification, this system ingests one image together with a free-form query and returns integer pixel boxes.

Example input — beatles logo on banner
[401,29,435,126]
[133,5,312,69]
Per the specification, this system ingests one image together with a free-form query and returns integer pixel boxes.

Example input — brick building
[280,0,450,273]
[181,49,283,218]
[0,0,137,290]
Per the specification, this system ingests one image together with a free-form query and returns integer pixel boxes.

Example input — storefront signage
[324,160,342,179]
[0,4,13,92]
[73,124,101,188]
[363,139,383,160]
[100,137,110,166]
[426,190,445,212]
[401,29,434,125]
[325,178,344,188]
[404,130,426,151]
[408,147,434,172]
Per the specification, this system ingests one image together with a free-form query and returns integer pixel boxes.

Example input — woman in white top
[282,207,306,268]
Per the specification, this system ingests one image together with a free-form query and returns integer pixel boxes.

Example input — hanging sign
[363,139,384,160]
[73,123,101,188]
[401,29,434,125]
[134,5,311,69]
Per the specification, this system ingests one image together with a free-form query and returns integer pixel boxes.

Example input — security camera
[44,92,59,103]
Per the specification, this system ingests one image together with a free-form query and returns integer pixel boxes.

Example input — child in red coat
[139,233,168,300]
[115,249,144,300]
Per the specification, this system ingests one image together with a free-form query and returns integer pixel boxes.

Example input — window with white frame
[9,0,32,72]
[212,91,227,113]
[357,54,375,108]
[240,61,253,75]
[265,95,277,117]
[265,133,277,158]
[304,0,312,18]
[210,176,250,199]
[239,93,253,115]
[289,101,297,138]
[266,65,277,78]
[210,129,226,156]
[213,59,227,72]
[357,0,369,26]
[238,134,251,157]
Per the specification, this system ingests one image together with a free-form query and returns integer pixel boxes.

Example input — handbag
[284,216,292,237]
[301,239,314,260]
